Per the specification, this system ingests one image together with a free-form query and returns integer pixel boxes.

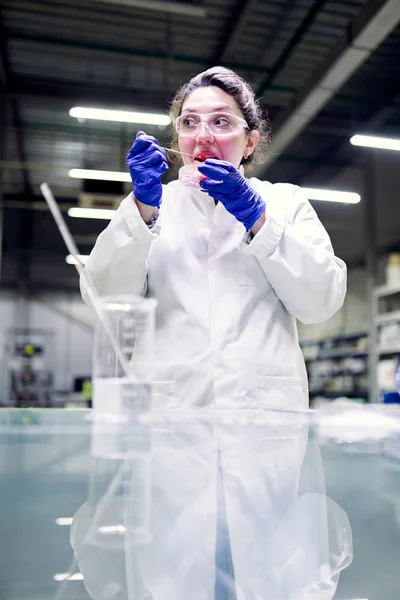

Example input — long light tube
[68,170,360,208]
[301,187,360,204]
[68,207,116,220]
[350,134,400,152]
[302,187,360,204]
[68,168,131,182]
[69,106,171,126]
[66,254,90,264]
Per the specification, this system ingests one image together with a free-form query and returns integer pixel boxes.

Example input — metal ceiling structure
[1,0,400,289]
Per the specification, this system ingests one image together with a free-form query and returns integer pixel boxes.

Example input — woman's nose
[195,121,214,143]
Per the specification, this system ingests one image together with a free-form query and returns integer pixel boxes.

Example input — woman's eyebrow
[181,105,234,114]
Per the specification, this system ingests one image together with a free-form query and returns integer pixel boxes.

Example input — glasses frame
[175,112,249,137]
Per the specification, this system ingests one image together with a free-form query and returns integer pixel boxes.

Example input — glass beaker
[86,295,157,554]
[91,294,157,457]
[178,163,207,188]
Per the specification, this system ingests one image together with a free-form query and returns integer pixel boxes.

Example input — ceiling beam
[295,89,400,186]
[11,74,399,121]
[90,0,206,17]
[256,0,329,98]
[9,98,32,195]
[0,146,351,176]
[255,0,400,177]
[11,32,271,75]
[10,75,173,111]
[0,17,31,195]
[0,50,5,286]
[0,35,7,89]
[213,0,258,62]
[9,75,293,117]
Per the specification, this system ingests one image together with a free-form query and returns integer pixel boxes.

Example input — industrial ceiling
[1,0,400,288]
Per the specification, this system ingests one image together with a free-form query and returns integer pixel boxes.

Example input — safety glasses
[175,112,249,137]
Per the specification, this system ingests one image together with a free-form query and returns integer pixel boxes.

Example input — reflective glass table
[1,406,399,600]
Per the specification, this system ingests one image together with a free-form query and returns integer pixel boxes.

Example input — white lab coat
[75,178,348,600]
[81,178,346,410]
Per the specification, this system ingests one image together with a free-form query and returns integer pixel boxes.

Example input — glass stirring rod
[161,147,196,158]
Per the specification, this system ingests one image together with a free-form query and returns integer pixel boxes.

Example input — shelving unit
[370,282,400,403]
[301,282,400,405]
[301,333,369,403]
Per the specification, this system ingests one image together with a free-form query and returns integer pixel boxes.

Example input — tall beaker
[91,294,157,455]
[80,295,157,569]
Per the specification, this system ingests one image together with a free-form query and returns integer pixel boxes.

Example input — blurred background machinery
[1,328,54,407]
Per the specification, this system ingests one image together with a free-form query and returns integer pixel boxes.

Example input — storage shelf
[374,283,400,298]
[372,280,400,402]
[309,390,368,398]
[377,346,400,355]
[301,332,367,346]
[305,351,367,361]
[329,369,366,376]
[302,331,368,402]
[376,310,400,324]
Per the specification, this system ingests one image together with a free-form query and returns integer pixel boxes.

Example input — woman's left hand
[198,159,266,231]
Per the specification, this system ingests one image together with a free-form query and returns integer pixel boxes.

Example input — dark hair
[168,66,270,170]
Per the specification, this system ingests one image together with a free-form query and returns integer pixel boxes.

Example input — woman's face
[178,86,259,168]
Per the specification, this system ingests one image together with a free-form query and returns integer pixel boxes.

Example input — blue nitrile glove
[198,159,266,230]
[126,131,168,208]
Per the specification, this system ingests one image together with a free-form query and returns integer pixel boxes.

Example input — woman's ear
[244,130,260,159]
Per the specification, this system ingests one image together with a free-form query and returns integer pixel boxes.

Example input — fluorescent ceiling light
[66,254,90,265]
[54,572,84,582]
[302,187,361,204]
[90,0,206,17]
[68,207,116,220]
[69,169,360,205]
[70,106,171,126]
[69,168,131,182]
[350,134,400,152]
[55,517,73,526]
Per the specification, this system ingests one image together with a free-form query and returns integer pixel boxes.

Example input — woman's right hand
[126,131,168,208]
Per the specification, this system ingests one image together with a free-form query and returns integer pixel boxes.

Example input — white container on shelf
[379,322,400,348]
[377,358,398,392]
[385,253,400,286]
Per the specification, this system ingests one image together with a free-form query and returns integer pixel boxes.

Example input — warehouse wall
[297,267,368,341]
[0,253,394,401]
[0,291,94,400]
[0,268,370,393]
[297,150,400,342]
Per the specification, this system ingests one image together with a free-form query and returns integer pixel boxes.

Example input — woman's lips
[194,152,219,162]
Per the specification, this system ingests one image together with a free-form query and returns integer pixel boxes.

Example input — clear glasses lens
[176,112,248,136]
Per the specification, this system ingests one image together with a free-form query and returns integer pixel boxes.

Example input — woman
[77,67,347,600]
[81,65,346,410]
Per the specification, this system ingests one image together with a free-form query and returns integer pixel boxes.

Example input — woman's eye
[214,117,230,127]
[183,118,197,128]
